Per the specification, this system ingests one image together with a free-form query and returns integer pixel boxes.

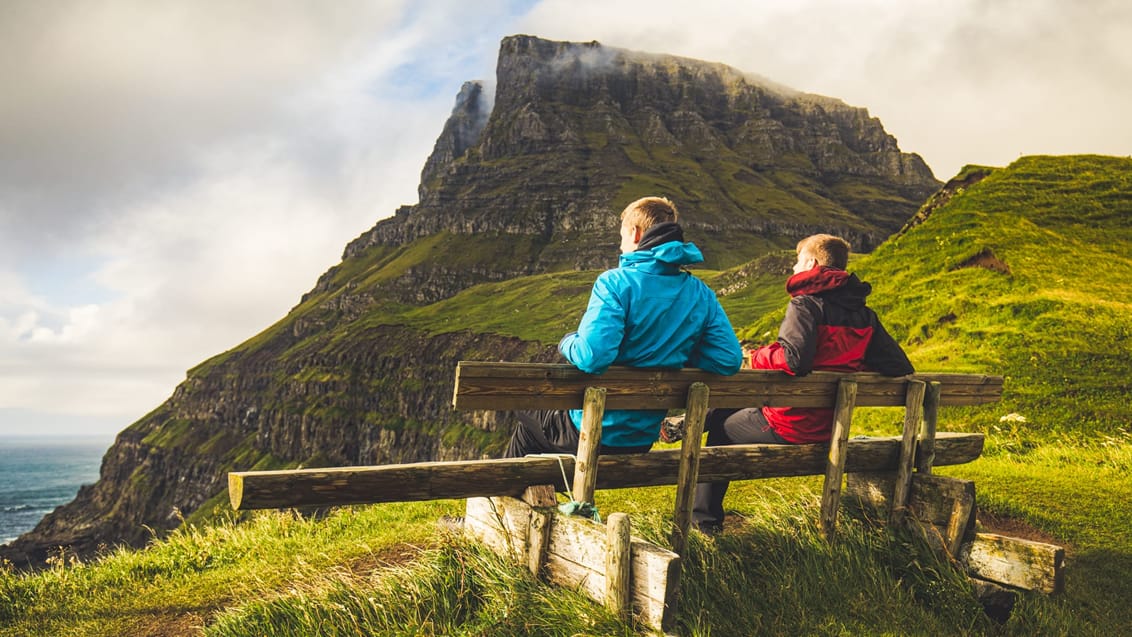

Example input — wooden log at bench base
[847,473,1065,594]
[605,513,631,621]
[465,496,680,631]
[963,533,1065,594]
[847,472,977,556]
[523,485,556,576]
[230,432,984,510]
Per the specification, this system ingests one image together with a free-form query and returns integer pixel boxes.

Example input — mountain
[330,35,938,302]
[1,35,940,566]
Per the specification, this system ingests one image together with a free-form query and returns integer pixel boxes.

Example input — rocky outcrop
[418,80,493,202]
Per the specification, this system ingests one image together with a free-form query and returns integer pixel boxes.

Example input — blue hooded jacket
[558,226,743,447]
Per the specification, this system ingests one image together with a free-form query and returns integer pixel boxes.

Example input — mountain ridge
[335,35,938,285]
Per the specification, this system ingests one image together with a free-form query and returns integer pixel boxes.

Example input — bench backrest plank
[452,362,1003,410]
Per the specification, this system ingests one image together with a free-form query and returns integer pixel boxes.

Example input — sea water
[0,436,110,546]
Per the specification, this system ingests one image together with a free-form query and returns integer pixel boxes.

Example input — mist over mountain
[329,35,938,303]
[3,35,942,566]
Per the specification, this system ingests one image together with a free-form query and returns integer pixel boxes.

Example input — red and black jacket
[751,265,914,443]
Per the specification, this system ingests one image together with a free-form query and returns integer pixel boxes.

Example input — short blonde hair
[621,196,678,232]
[797,234,851,270]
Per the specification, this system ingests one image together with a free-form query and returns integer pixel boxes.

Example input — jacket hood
[620,222,704,269]
[786,265,871,307]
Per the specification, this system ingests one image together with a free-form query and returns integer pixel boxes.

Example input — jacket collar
[786,265,851,297]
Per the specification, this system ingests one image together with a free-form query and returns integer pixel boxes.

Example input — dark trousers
[691,408,790,530]
[503,410,652,458]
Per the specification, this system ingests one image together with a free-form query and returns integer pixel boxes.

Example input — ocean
[0,436,111,546]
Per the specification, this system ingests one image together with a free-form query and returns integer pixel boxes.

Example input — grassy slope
[4,155,1131,635]
[856,155,1132,632]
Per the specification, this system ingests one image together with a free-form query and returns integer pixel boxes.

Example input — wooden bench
[451,362,1002,542]
[229,361,1063,631]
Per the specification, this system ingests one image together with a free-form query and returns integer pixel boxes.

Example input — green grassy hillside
[4,155,1131,635]
[862,156,1132,436]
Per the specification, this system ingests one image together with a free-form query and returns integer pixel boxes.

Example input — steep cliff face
[343,35,937,285]
[2,35,942,566]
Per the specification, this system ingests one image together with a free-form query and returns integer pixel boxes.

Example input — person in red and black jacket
[692,234,914,534]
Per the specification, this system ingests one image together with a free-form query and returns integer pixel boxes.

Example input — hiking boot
[660,415,686,443]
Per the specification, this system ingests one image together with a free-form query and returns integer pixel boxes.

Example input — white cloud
[2,0,1130,436]
[0,1,511,435]
[0,0,407,256]
[0,84,451,433]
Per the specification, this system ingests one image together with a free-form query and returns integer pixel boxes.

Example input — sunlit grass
[1,501,459,636]
[4,450,1128,636]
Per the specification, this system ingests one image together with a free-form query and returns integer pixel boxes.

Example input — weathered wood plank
[671,382,709,555]
[522,485,556,576]
[465,496,530,562]
[230,433,985,510]
[946,495,976,557]
[573,387,606,505]
[846,472,977,556]
[892,380,927,524]
[605,512,631,620]
[465,496,679,630]
[452,362,1004,410]
[820,379,857,542]
[522,484,557,507]
[528,506,552,577]
[542,514,679,630]
[963,533,1065,594]
[917,381,941,474]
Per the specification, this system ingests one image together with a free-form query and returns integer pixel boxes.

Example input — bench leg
[916,381,941,474]
[671,382,709,555]
[572,386,607,506]
[523,485,556,577]
[820,379,858,542]
[892,379,927,524]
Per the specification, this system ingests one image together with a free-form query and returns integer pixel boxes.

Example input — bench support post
[523,485,556,576]
[917,381,941,474]
[605,512,632,620]
[892,379,927,524]
[573,386,607,505]
[671,382,710,555]
[465,496,681,631]
[820,379,858,541]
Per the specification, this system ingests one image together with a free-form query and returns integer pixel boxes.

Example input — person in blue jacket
[503,196,744,458]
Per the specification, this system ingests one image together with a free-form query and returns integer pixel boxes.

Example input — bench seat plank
[230,432,983,510]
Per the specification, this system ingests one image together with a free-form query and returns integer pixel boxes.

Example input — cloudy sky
[2,0,1129,439]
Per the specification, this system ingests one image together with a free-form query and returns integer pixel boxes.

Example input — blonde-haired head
[796,234,851,270]
[621,196,678,232]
